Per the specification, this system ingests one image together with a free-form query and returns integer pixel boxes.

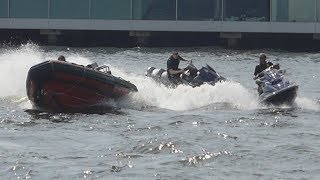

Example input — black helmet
[58,55,66,61]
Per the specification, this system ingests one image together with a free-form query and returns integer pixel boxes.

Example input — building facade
[1,0,320,47]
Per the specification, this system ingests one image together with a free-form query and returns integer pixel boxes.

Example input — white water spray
[0,44,42,96]
[109,66,260,111]
[0,44,93,97]
[0,44,318,111]
[295,96,320,111]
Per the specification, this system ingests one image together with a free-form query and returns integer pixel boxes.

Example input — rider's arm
[168,69,184,75]
[254,65,259,76]
[253,71,264,80]
[268,62,273,67]
[178,55,188,62]
[180,56,193,64]
[253,66,259,79]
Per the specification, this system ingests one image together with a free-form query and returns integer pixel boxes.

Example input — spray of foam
[146,81,260,111]
[1,45,317,112]
[108,66,260,111]
[0,43,43,97]
[0,44,93,98]
[110,66,320,112]
[295,96,320,111]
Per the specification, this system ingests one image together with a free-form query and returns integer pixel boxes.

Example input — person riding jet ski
[254,63,298,105]
[253,53,274,94]
[167,52,192,85]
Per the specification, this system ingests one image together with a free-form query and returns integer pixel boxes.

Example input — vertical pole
[131,0,133,20]
[270,0,272,22]
[88,0,91,19]
[221,0,224,21]
[48,0,50,19]
[315,0,317,34]
[315,0,317,22]
[176,0,178,21]
[7,0,9,18]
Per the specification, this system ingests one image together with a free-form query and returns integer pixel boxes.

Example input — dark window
[178,0,222,21]
[133,0,176,20]
[224,0,270,22]
[91,0,131,20]
[10,0,48,18]
[0,0,8,18]
[50,0,89,19]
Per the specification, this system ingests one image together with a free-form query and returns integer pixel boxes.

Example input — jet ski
[145,62,226,88]
[255,65,298,106]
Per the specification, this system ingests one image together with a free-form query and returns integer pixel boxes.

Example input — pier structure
[1,0,320,48]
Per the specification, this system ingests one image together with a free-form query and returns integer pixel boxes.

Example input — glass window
[224,0,270,22]
[271,0,288,21]
[272,0,315,22]
[10,0,48,18]
[133,0,176,20]
[318,0,320,21]
[50,0,89,19]
[0,0,8,18]
[177,0,222,21]
[91,0,131,20]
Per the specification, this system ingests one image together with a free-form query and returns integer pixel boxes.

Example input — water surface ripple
[0,44,319,179]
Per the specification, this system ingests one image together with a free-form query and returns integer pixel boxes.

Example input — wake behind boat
[26,60,138,113]
[145,62,226,88]
[255,65,298,106]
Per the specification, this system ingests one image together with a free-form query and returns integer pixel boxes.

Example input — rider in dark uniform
[254,53,273,77]
[254,53,273,94]
[167,52,189,84]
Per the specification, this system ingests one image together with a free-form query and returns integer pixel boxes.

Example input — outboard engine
[145,67,156,77]
[145,67,170,85]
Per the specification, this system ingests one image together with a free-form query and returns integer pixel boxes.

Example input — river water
[0,44,319,179]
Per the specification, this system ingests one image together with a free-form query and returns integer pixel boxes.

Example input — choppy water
[0,44,319,179]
